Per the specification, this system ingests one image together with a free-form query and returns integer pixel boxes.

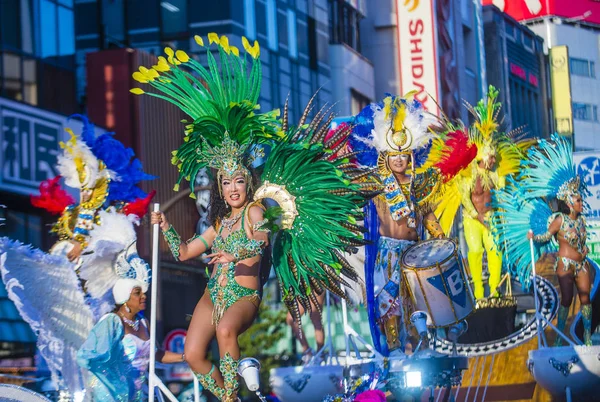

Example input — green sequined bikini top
[213,206,264,260]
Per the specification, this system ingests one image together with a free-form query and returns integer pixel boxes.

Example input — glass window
[161,0,188,37]
[40,0,58,58]
[2,53,22,101]
[522,33,534,51]
[256,1,266,37]
[127,0,159,31]
[102,0,125,43]
[351,89,370,115]
[0,0,20,49]
[570,57,596,78]
[266,0,278,50]
[328,0,362,53]
[58,6,74,55]
[20,0,35,53]
[23,58,37,105]
[573,102,598,121]
[245,0,256,40]
[287,10,298,58]
[505,22,516,41]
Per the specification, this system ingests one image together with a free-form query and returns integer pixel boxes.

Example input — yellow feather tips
[175,50,190,63]
[153,56,170,72]
[137,66,156,82]
[208,32,219,44]
[130,88,145,95]
[132,71,148,83]
[383,96,407,133]
[164,47,174,57]
[230,45,240,57]
[219,35,231,54]
[242,36,260,58]
[194,35,204,47]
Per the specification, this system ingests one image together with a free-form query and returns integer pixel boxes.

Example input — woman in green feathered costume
[136,34,378,401]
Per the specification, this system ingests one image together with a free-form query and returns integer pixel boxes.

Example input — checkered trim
[428,276,559,356]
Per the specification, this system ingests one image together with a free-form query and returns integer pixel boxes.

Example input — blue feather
[68,114,155,202]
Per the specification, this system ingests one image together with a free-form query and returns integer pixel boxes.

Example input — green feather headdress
[130,34,281,195]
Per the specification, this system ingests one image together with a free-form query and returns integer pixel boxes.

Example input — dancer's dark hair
[557,199,571,215]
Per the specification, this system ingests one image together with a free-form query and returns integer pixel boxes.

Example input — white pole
[529,234,543,348]
[149,203,161,402]
[326,291,333,363]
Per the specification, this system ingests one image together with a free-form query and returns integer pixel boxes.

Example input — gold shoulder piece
[81,176,110,210]
[413,168,441,206]
[53,206,78,240]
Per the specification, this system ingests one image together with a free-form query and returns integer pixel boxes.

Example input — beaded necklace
[221,209,244,232]
[119,312,140,331]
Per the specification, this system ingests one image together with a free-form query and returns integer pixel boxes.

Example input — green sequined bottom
[208,262,260,325]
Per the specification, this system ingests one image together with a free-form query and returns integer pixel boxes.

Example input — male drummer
[368,150,444,357]
[459,141,503,300]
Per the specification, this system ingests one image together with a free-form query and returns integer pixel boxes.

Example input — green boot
[582,304,593,346]
[194,364,225,400]
[554,305,569,346]
[220,353,240,402]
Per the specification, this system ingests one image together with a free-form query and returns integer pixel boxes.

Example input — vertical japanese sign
[396,0,440,114]
[0,98,105,195]
[549,46,573,136]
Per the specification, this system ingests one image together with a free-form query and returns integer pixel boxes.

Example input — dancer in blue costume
[493,134,592,345]
[77,249,182,401]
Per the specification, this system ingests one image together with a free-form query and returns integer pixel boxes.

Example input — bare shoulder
[247,203,265,223]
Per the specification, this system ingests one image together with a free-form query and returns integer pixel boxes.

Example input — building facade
[482,5,550,140]
[486,0,600,149]
[0,0,85,369]
[75,0,373,119]
[360,0,486,122]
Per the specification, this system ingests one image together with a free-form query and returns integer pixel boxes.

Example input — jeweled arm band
[162,225,182,260]
[533,232,553,243]
[424,218,444,238]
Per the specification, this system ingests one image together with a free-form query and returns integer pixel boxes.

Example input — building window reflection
[328,0,363,54]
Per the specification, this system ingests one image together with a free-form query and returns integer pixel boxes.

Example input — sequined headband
[557,176,581,203]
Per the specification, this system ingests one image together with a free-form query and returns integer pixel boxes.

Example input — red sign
[483,0,600,25]
[528,73,539,87]
[510,63,527,80]
[164,329,187,353]
[509,62,539,87]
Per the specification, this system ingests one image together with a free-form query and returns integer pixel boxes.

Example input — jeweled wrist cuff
[424,218,444,238]
[533,232,553,243]
[162,225,182,260]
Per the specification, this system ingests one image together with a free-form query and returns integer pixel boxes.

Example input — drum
[401,238,474,327]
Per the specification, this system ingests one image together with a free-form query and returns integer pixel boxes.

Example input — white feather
[77,209,139,317]
[0,237,94,394]
[56,140,100,189]
[362,100,436,153]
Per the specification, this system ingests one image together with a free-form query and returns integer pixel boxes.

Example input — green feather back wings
[131,34,280,193]
[256,98,380,321]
